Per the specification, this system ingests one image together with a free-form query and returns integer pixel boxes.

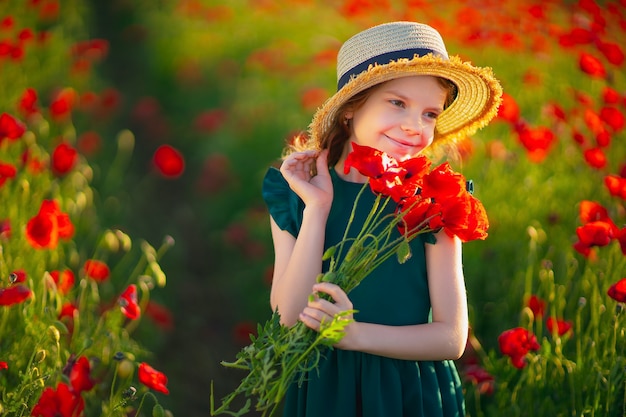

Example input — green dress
[262,166,466,417]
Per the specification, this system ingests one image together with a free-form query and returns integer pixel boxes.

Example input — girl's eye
[389,99,405,108]
[425,111,439,120]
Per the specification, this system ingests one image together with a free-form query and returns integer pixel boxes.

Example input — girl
[262,21,502,417]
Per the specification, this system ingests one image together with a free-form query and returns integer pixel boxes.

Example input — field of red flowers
[1,0,625,416]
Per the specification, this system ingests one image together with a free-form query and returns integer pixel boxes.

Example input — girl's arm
[269,150,334,326]
[299,230,468,361]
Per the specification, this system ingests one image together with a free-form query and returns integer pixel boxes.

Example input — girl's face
[345,75,447,162]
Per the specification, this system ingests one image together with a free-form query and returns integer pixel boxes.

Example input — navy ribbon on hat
[337,48,445,91]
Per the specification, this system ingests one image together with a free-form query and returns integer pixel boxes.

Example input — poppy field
[0,0,625,416]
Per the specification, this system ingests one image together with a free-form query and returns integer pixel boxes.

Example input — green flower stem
[330,183,376,271]
[108,366,119,413]
[134,391,159,417]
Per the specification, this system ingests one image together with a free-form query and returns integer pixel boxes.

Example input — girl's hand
[280,149,333,211]
[299,282,356,349]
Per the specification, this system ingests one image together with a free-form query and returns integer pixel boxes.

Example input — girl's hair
[285,76,458,167]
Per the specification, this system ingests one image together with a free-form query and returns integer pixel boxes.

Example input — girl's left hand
[299,282,355,349]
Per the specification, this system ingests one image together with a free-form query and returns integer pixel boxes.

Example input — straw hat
[308,21,503,150]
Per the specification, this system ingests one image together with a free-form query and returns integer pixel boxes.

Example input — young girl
[262,21,502,417]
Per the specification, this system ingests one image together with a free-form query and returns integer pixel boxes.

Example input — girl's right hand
[280,149,333,211]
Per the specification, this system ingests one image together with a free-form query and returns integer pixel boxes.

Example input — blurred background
[1,0,624,416]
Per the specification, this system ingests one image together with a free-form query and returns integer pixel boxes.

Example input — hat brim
[308,54,503,151]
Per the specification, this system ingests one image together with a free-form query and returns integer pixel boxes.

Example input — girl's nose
[400,115,422,135]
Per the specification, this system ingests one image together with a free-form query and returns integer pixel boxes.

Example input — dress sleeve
[261,167,304,238]
[423,231,437,245]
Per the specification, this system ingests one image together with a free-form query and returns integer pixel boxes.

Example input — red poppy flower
[70,38,109,62]
[1,16,13,29]
[10,269,26,283]
[83,259,110,282]
[576,221,614,247]
[0,361,7,370]
[49,88,77,121]
[498,327,540,369]
[421,162,465,201]
[599,107,625,132]
[546,317,573,336]
[21,149,46,174]
[608,278,626,303]
[193,109,226,134]
[583,148,607,169]
[0,219,9,239]
[527,294,546,317]
[38,1,60,21]
[340,0,389,17]
[10,43,24,61]
[463,364,494,396]
[31,382,84,417]
[579,200,611,224]
[50,269,75,294]
[68,356,94,393]
[344,142,402,179]
[516,125,555,162]
[153,144,185,179]
[396,196,442,237]
[495,92,520,124]
[558,27,594,47]
[572,89,594,107]
[196,152,233,195]
[17,27,32,41]
[0,284,32,306]
[584,108,606,136]
[25,200,74,249]
[138,362,169,394]
[59,302,77,320]
[572,130,587,147]
[76,131,102,156]
[145,301,174,330]
[119,284,140,320]
[389,155,431,201]
[544,102,567,122]
[18,87,38,117]
[0,112,25,141]
[595,130,611,148]
[51,142,78,176]
[602,87,622,104]
[344,142,431,201]
[605,175,626,199]
[597,40,624,66]
[573,240,594,258]
[98,88,122,117]
[233,321,258,345]
[300,87,328,111]
[579,52,606,78]
[0,162,17,187]
[16,29,32,42]
[439,192,489,242]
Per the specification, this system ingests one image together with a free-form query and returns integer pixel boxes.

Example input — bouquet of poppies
[210,143,489,416]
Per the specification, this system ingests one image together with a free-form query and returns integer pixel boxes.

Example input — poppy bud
[152,404,165,417]
[47,326,60,343]
[117,359,135,379]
